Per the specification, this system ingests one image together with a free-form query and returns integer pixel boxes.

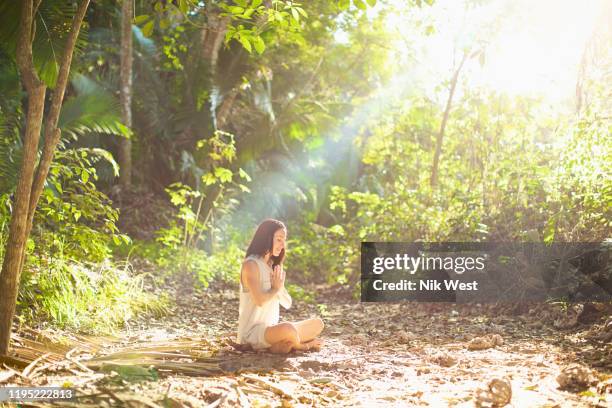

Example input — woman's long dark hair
[245,219,287,267]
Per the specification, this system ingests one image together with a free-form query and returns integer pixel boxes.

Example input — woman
[237,219,324,353]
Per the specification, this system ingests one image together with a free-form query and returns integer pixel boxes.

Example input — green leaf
[238,168,252,181]
[202,173,216,186]
[251,0,263,7]
[178,0,189,14]
[338,0,350,10]
[305,135,324,150]
[543,216,556,244]
[353,0,367,10]
[291,7,300,21]
[228,6,245,14]
[366,0,377,6]
[238,36,252,53]
[159,18,170,30]
[133,14,150,24]
[81,170,90,184]
[329,224,345,235]
[100,364,158,383]
[214,167,233,183]
[142,20,155,37]
[253,36,265,54]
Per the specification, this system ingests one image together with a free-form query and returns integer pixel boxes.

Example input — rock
[556,363,597,391]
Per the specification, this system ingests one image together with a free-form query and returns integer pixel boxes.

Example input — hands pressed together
[271,264,285,291]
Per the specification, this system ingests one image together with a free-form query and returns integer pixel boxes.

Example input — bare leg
[294,318,324,343]
[264,319,324,354]
[264,322,301,353]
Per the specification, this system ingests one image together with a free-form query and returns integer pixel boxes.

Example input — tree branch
[430,50,469,188]
[15,0,40,91]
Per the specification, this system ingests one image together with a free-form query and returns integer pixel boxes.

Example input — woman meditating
[237,219,324,353]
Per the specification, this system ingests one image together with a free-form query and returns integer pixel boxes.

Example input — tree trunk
[0,0,91,356]
[0,0,47,356]
[118,0,133,188]
[430,52,468,188]
[0,85,46,355]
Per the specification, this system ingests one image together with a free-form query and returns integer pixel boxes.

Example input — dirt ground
[1,284,611,407]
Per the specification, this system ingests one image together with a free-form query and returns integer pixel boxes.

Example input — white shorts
[243,322,272,350]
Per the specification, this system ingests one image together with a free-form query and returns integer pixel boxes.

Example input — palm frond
[58,74,131,141]
[0,51,24,195]
[0,135,22,195]
[0,51,23,140]
[79,147,120,177]
[0,0,89,87]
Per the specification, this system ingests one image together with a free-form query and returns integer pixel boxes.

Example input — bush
[286,220,356,285]
[17,257,169,334]
[33,148,130,262]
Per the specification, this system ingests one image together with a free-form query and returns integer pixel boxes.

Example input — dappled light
[0,0,610,406]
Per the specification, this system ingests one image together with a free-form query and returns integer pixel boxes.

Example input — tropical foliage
[0,0,609,337]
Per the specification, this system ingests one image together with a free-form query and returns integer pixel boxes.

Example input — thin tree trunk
[0,0,47,356]
[118,0,133,188]
[0,0,91,356]
[0,85,46,355]
[23,0,91,263]
[430,52,468,188]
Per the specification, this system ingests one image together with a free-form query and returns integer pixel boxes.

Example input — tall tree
[0,0,91,355]
[430,50,468,188]
[118,0,133,187]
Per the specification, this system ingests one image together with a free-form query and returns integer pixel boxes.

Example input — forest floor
[1,277,611,408]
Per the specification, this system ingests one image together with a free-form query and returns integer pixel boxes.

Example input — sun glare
[385,0,607,101]
[480,0,606,98]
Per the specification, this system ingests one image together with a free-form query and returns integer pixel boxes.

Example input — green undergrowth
[16,255,170,335]
[124,239,246,288]
[123,239,317,302]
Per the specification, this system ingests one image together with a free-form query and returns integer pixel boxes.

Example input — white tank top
[237,255,292,345]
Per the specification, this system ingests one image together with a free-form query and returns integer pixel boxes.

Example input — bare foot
[269,340,294,354]
[302,338,323,351]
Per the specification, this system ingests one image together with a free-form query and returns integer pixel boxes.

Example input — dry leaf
[467,334,504,351]
[556,363,597,391]
[0,369,15,383]
[474,378,512,407]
